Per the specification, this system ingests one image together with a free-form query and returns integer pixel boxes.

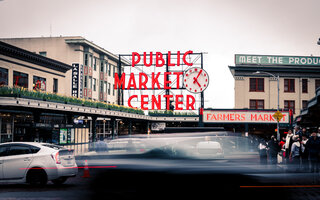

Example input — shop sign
[72,63,79,97]
[203,110,290,124]
[79,64,83,98]
[235,54,320,66]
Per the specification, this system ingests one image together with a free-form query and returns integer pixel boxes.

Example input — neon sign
[115,51,209,111]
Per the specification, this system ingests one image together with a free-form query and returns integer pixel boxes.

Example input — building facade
[0,41,91,148]
[0,36,123,104]
[229,54,320,117]
[0,41,72,95]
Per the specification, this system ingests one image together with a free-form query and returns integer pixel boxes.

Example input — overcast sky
[1,0,320,109]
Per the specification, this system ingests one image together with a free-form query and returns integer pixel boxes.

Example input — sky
[0,0,320,109]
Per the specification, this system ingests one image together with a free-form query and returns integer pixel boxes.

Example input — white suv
[0,142,78,185]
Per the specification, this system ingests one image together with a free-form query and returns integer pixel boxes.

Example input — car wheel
[52,177,68,185]
[27,168,48,185]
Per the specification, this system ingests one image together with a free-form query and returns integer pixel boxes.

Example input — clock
[183,67,209,93]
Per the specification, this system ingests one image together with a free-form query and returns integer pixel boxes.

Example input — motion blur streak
[19,166,117,170]
[240,185,320,188]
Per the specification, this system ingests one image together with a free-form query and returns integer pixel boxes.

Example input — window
[33,76,46,91]
[30,146,40,153]
[89,77,92,89]
[284,79,295,92]
[100,61,104,72]
[249,99,264,109]
[302,100,308,110]
[89,55,93,67]
[249,78,264,92]
[53,78,58,93]
[94,57,97,71]
[315,79,320,91]
[108,83,111,95]
[93,78,96,91]
[108,64,111,76]
[113,65,116,78]
[0,145,9,157]
[84,76,88,88]
[113,84,115,96]
[13,71,28,88]
[84,54,88,66]
[8,145,31,156]
[100,81,104,93]
[39,51,47,57]
[0,67,8,86]
[284,100,295,114]
[104,82,107,93]
[302,79,308,93]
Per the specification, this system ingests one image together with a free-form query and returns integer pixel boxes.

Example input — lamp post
[255,71,280,141]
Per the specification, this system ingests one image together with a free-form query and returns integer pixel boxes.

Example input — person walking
[285,130,294,164]
[301,134,309,172]
[258,139,268,165]
[289,135,301,172]
[267,135,280,165]
[306,131,320,173]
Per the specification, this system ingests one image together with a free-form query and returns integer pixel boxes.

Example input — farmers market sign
[235,54,320,66]
[203,110,290,124]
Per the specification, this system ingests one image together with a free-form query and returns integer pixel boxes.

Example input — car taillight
[54,152,61,164]
[218,148,223,153]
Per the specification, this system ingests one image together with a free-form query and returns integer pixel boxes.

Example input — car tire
[26,168,48,185]
[52,177,68,185]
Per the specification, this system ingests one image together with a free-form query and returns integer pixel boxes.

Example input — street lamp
[254,71,280,141]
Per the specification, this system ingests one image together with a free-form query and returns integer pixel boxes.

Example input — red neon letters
[132,51,193,67]
[116,51,196,110]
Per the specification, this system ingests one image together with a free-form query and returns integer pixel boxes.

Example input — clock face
[184,67,209,93]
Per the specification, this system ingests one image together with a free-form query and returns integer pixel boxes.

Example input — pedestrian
[95,135,108,153]
[289,135,301,172]
[285,130,293,164]
[301,127,309,138]
[267,135,280,165]
[306,131,320,173]
[294,125,302,136]
[301,134,309,172]
[258,139,268,165]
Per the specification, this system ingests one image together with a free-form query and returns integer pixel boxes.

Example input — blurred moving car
[0,142,78,185]
[195,141,224,158]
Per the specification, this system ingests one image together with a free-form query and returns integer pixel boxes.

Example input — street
[1,152,320,200]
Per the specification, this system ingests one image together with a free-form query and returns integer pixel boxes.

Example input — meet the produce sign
[235,54,320,66]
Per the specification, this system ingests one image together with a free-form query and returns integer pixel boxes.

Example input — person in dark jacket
[306,131,320,173]
[267,135,280,165]
[258,139,268,165]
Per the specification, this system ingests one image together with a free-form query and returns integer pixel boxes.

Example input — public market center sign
[235,54,320,66]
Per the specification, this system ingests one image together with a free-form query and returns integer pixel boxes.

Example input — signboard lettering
[203,110,290,124]
[72,63,79,97]
[235,54,320,66]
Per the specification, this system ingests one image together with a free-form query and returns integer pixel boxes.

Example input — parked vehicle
[0,142,78,185]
